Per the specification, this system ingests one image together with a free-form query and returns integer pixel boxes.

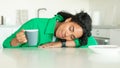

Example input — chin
[57,36,64,39]
[55,35,60,38]
[58,37,63,39]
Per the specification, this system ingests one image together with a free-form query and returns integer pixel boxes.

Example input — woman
[3,11,97,48]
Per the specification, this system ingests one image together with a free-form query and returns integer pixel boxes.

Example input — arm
[10,30,27,46]
[3,29,27,48]
[3,18,36,48]
[3,28,23,48]
[65,40,76,47]
[38,40,77,48]
[38,36,98,48]
[66,36,98,48]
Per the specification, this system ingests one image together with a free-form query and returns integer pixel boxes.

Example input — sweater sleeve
[74,36,98,48]
[3,26,25,48]
[74,39,81,47]
[2,18,37,48]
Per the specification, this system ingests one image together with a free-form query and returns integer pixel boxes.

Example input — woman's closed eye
[69,26,74,32]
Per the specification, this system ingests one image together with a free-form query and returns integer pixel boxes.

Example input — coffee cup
[25,29,38,46]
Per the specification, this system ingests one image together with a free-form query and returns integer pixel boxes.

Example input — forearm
[65,40,76,48]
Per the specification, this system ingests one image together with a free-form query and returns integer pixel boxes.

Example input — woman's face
[55,18,83,40]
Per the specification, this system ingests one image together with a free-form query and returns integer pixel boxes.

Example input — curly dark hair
[57,11,92,46]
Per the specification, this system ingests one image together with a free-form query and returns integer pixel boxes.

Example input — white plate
[88,45,120,54]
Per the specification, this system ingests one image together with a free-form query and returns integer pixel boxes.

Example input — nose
[65,31,71,37]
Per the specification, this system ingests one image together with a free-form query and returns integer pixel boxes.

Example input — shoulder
[88,36,98,45]
[88,36,95,39]
[24,18,49,25]
[88,36,96,42]
[27,18,48,22]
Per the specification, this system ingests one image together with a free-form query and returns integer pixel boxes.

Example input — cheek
[55,29,60,37]
[55,27,64,38]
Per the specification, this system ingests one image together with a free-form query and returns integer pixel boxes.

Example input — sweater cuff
[74,39,81,47]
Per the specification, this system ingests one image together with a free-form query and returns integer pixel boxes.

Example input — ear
[65,18,72,23]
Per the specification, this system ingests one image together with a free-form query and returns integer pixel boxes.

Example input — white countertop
[0,48,120,68]
[93,25,120,29]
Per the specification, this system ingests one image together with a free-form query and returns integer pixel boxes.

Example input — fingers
[38,42,62,48]
[16,30,27,43]
[38,44,59,48]
[21,29,25,32]
[38,44,50,48]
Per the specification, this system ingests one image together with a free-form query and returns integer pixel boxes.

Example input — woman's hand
[16,30,27,44]
[38,42,62,48]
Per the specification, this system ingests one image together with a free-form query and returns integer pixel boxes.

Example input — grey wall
[89,0,120,26]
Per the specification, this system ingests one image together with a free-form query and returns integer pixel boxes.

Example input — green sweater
[3,15,97,48]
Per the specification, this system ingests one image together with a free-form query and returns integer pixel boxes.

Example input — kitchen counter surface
[93,25,120,29]
[0,48,120,68]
